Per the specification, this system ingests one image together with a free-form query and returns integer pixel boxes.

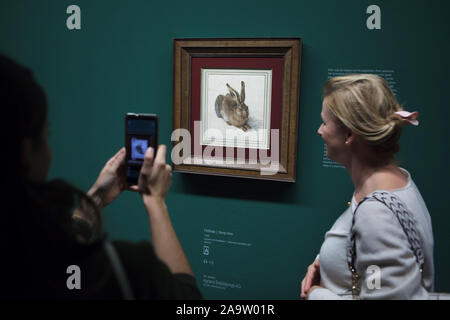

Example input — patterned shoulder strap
[347,191,425,298]
[370,191,424,269]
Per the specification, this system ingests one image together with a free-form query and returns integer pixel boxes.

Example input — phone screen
[125,113,158,185]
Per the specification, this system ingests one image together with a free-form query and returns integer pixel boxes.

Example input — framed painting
[172,38,302,182]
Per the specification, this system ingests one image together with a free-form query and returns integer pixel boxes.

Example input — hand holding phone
[125,113,158,186]
[138,145,172,199]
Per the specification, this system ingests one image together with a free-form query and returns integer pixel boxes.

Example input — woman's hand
[88,147,127,210]
[301,259,321,299]
[138,145,172,202]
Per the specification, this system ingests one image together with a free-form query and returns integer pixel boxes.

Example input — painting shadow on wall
[173,173,302,205]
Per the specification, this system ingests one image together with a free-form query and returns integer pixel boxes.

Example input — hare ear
[226,83,240,101]
[226,83,235,97]
[240,81,245,103]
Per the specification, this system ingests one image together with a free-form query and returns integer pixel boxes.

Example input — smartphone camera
[125,113,158,185]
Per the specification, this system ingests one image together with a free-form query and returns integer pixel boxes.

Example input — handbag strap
[103,241,135,300]
[347,191,425,298]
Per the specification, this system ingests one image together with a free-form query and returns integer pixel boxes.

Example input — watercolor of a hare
[214,81,251,131]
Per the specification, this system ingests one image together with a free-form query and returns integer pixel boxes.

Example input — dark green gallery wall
[1,0,449,298]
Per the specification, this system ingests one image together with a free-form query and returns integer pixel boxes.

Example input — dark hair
[0,55,47,182]
[0,54,102,297]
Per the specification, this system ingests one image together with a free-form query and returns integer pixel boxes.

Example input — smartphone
[125,113,158,185]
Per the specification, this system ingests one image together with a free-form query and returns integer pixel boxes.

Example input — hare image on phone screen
[215,81,251,131]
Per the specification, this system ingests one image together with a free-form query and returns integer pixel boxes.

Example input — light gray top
[308,168,434,300]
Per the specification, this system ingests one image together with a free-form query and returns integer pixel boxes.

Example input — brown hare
[215,81,251,131]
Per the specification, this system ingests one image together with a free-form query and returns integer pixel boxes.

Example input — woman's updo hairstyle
[323,74,405,157]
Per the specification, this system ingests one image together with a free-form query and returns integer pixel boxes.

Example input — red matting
[190,57,283,160]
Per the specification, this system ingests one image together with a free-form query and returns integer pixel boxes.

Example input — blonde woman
[301,74,434,299]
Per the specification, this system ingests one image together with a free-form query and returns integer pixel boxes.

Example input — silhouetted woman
[0,54,201,299]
